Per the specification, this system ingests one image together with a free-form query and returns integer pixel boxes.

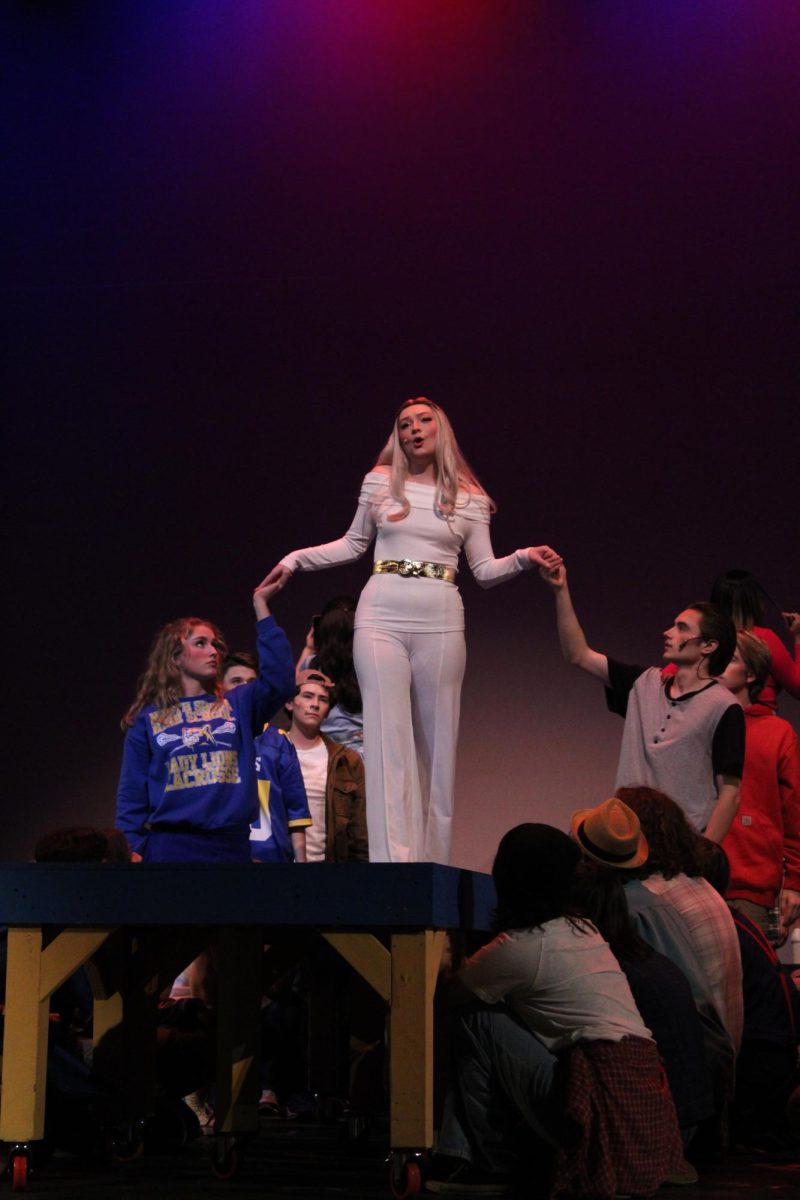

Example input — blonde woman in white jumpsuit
[259,399,561,863]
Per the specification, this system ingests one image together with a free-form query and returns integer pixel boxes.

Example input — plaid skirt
[548,1036,685,1199]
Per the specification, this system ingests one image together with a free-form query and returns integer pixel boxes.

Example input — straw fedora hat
[570,797,649,869]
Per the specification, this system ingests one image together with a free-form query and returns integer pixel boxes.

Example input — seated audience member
[711,568,800,711]
[221,650,258,692]
[699,840,800,1153]
[570,816,714,1141]
[297,595,364,756]
[426,823,689,1198]
[116,582,294,863]
[618,786,743,1054]
[572,798,736,1106]
[540,565,744,842]
[102,828,137,862]
[284,669,367,863]
[34,825,110,863]
[716,630,800,942]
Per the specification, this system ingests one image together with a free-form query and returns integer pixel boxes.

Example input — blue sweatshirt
[116,616,295,854]
[250,725,312,863]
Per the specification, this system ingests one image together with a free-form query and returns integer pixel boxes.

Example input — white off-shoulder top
[280,472,532,634]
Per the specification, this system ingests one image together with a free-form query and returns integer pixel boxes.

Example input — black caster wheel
[109,1118,146,1163]
[210,1135,243,1181]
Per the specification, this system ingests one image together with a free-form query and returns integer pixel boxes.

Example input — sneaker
[284,1090,318,1121]
[425,1155,512,1195]
[258,1089,283,1117]
[182,1090,215,1134]
[663,1159,699,1185]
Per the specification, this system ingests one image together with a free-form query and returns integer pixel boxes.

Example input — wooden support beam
[389,929,446,1149]
[39,928,112,1001]
[0,929,49,1141]
[322,932,391,1001]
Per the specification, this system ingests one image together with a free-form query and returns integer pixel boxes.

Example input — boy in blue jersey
[249,724,311,863]
[219,654,311,863]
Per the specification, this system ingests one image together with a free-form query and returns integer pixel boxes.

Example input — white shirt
[296,741,329,862]
[460,918,652,1051]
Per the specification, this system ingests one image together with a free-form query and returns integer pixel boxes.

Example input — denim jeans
[437,1004,559,1173]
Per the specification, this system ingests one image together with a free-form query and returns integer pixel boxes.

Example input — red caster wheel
[389,1155,422,1198]
[10,1151,29,1193]
[210,1137,242,1181]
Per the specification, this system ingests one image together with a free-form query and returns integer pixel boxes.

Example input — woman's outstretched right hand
[257,563,294,591]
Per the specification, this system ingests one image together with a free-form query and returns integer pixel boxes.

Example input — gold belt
[372,558,457,583]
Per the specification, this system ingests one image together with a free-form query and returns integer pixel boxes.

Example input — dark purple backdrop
[5,0,797,865]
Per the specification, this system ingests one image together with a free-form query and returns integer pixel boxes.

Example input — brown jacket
[321,735,368,862]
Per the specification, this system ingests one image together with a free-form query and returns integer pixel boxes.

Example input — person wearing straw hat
[571,796,737,1110]
[618,787,743,1056]
[571,875,714,1146]
[570,799,720,1017]
[570,796,649,869]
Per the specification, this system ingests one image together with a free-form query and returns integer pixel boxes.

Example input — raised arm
[257,475,379,590]
[764,619,800,699]
[250,583,297,719]
[252,578,286,620]
[295,622,316,674]
[539,564,610,683]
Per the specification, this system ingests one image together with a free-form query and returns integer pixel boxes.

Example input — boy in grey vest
[540,565,744,842]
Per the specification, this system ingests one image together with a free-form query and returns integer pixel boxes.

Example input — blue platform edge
[0,862,497,932]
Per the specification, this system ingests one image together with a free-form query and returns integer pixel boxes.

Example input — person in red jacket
[718,630,800,943]
[711,569,800,711]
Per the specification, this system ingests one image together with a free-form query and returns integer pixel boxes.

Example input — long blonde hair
[374,397,494,522]
[121,617,227,729]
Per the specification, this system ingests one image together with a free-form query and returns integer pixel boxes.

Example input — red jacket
[723,704,800,906]
[749,626,800,711]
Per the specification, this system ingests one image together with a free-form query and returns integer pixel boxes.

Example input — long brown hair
[616,786,704,880]
[121,617,227,728]
[374,397,494,522]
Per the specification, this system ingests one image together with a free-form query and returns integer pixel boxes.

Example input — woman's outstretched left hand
[528,545,563,570]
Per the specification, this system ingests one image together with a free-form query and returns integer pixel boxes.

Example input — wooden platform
[0,862,494,1168]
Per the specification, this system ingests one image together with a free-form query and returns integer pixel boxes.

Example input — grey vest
[615,669,737,831]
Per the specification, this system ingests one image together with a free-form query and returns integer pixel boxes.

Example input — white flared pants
[353,625,466,864]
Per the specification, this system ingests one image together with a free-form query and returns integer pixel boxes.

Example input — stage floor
[4,1115,799,1199]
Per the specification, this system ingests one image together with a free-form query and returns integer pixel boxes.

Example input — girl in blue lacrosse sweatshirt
[116,583,295,863]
